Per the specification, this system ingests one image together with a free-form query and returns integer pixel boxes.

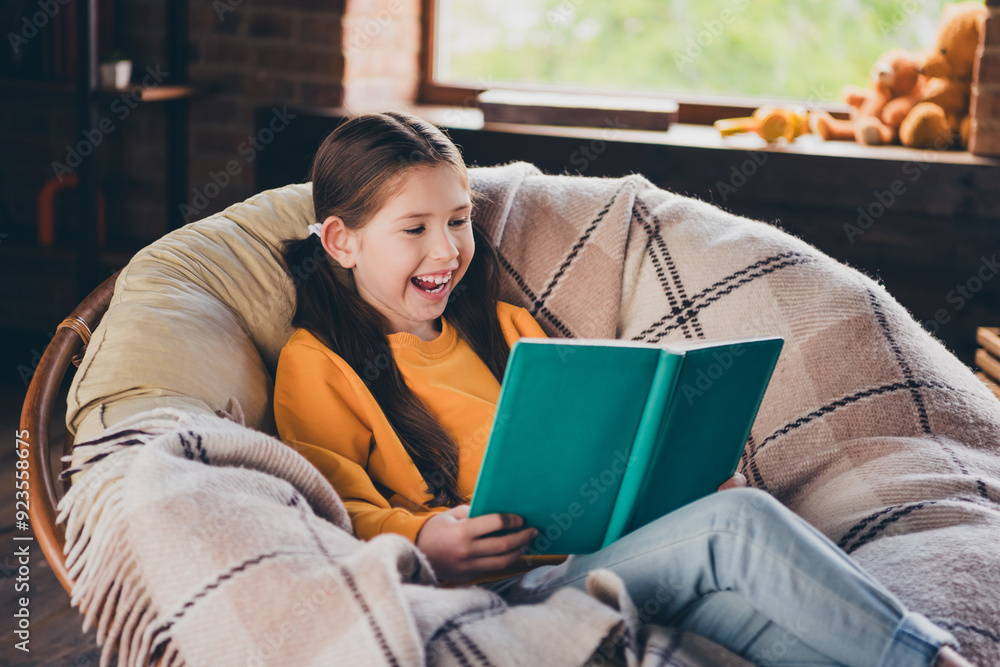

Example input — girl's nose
[429,227,460,259]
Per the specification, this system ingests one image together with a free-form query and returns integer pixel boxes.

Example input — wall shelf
[0,78,75,94]
[93,85,197,102]
[73,0,190,300]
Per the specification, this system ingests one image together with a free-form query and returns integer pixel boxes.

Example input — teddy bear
[899,1,988,149]
[810,49,926,146]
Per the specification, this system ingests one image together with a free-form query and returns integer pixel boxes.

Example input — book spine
[600,350,683,548]
[468,343,524,517]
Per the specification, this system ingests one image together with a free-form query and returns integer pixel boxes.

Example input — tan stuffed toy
[811,49,925,146]
[899,1,988,149]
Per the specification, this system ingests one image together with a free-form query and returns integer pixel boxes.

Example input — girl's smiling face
[319,164,475,341]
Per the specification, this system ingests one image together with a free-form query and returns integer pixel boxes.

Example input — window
[422,0,951,121]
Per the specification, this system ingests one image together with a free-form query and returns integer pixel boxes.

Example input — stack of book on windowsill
[974,327,1000,400]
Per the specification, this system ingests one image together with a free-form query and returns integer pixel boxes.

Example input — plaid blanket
[59,407,750,667]
[59,161,1000,665]
[471,162,1000,663]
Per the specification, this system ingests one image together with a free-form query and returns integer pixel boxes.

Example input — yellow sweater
[274,301,551,564]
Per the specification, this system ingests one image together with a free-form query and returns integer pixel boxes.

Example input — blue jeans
[481,488,957,666]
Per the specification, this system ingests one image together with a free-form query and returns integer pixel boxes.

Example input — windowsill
[255,102,999,369]
[271,102,1000,220]
[411,104,1000,168]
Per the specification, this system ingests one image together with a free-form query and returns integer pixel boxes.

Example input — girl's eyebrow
[393,203,471,223]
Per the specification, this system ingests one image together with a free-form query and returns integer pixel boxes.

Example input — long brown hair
[281,112,509,507]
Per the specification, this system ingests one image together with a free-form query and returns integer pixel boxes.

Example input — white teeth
[416,271,452,285]
[412,271,453,293]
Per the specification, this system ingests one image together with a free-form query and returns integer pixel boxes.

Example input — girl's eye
[403,219,468,235]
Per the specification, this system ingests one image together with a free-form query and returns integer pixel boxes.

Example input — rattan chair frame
[21,270,120,596]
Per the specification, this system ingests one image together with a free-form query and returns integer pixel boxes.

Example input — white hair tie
[308,222,323,238]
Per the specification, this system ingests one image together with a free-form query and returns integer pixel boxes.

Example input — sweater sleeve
[512,306,548,339]
[273,338,440,542]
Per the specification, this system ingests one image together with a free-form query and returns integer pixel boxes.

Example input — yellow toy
[900,1,988,149]
[715,106,810,144]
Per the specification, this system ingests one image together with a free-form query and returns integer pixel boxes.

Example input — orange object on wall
[37,174,107,248]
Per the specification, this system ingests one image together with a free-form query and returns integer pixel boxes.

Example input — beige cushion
[67,183,316,442]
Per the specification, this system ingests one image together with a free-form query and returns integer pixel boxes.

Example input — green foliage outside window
[436,0,955,103]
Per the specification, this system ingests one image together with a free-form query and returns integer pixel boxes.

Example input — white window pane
[435,0,949,103]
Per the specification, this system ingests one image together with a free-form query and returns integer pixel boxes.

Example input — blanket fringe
[148,623,176,667]
[161,640,184,667]
[56,410,194,667]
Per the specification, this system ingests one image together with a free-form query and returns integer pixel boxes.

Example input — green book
[468,335,783,555]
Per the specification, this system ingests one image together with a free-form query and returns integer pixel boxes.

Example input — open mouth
[411,271,453,294]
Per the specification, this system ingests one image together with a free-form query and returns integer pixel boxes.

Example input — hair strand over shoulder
[281,112,509,507]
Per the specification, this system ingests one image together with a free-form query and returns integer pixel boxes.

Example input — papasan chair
[24,161,1000,666]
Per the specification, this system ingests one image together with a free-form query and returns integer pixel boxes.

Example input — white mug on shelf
[98,60,132,90]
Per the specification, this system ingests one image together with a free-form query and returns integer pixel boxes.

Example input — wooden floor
[1,378,103,666]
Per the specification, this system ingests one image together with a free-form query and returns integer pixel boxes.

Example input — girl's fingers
[467,526,537,558]
[465,511,525,539]
[463,543,532,573]
[718,472,748,491]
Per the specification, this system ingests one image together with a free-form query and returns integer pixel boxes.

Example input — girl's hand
[415,505,537,585]
[717,472,748,492]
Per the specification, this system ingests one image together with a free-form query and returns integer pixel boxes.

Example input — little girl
[273,111,969,666]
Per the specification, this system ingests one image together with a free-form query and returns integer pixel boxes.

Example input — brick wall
[341,0,421,109]
[970,0,1000,156]
[186,0,346,225]
[185,0,421,224]
[0,0,420,253]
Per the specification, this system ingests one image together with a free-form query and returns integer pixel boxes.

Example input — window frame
[417,0,853,126]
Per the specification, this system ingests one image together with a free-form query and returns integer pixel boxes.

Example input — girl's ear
[319,215,358,268]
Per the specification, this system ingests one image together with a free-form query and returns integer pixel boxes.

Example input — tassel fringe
[56,408,196,667]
